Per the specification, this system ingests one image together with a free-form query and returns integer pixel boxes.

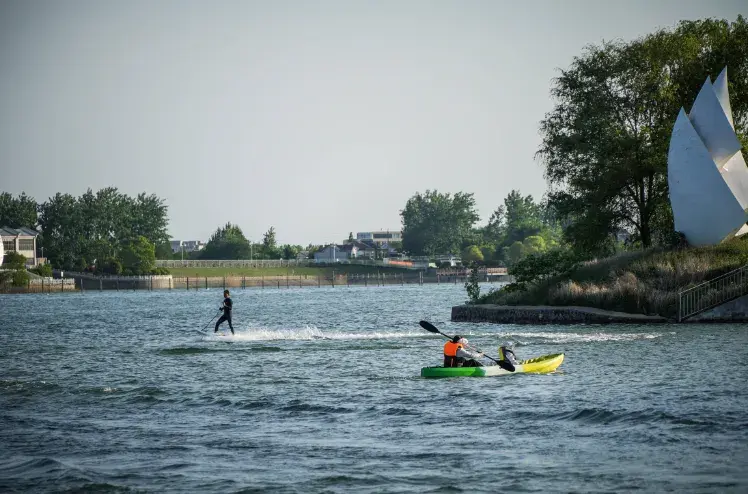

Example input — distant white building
[1,226,40,266]
[170,240,205,253]
[183,240,205,252]
[356,230,402,245]
[314,240,381,263]
[314,244,351,263]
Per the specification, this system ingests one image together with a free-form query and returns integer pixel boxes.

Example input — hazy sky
[1,1,746,244]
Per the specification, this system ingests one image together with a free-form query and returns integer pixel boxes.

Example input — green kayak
[421,353,564,378]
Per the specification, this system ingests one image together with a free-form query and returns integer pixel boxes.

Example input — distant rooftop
[0,226,39,237]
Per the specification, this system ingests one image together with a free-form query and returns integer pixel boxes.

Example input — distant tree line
[399,189,560,267]
[2,189,324,269]
[1,189,169,275]
[173,223,307,261]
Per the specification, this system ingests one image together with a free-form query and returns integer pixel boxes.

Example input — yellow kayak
[421,353,565,378]
[517,353,565,374]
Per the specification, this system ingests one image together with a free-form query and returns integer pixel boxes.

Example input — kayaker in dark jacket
[499,344,518,365]
[444,336,484,367]
[215,290,234,335]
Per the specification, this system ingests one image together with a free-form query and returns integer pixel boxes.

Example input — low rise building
[357,239,400,259]
[314,244,351,262]
[356,230,402,245]
[0,226,40,266]
[170,240,206,253]
[346,240,376,258]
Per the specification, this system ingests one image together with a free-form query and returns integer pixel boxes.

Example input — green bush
[151,267,170,275]
[120,236,156,275]
[30,264,53,277]
[75,257,88,272]
[11,270,29,287]
[508,249,581,287]
[3,251,26,269]
[99,258,123,275]
[461,245,484,263]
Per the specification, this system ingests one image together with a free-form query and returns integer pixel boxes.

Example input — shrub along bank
[1,251,30,287]
[475,238,748,319]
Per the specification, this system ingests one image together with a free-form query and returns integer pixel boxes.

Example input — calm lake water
[1,284,747,493]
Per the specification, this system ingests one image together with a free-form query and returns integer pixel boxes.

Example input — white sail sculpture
[668,67,748,246]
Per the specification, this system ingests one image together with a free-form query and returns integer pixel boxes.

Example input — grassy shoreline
[476,239,748,319]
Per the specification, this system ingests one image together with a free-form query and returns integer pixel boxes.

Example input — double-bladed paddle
[419,320,515,372]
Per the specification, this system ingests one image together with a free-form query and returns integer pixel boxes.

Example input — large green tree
[281,244,302,260]
[539,16,748,253]
[461,245,484,263]
[262,226,282,259]
[38,193,83,270]
[482,205,506,244]
[155,241,173,259]
[200,223,251,260]
[401,190,479,256]
[480,190,559,264]
[502,190,544,245]
[120,236,156,275]
[0,192,37,229]
[130,193,169,247]
[37,188,169,270]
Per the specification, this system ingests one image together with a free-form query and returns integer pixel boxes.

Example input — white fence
[155,258,426,270]
[0,276,76,293]
[57,271,172,281]
[28,277,76,286]
[156,259,311,268]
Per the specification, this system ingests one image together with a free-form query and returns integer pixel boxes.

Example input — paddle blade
[419,320,441,334]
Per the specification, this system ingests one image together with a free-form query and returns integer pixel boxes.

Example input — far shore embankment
[452,304,670,324]
[48,269,513,292]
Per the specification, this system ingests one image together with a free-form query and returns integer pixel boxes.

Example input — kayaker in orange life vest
[443,335,484,367]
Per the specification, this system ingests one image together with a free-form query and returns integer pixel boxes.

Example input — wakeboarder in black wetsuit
[215,289,234,335]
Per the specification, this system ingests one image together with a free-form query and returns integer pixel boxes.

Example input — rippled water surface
[2,284,748,493]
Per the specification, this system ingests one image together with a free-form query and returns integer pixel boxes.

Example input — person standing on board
[215,289,234,335]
